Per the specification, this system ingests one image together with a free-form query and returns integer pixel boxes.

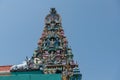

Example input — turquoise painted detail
[0,74,61,80]
[11,71,43,75]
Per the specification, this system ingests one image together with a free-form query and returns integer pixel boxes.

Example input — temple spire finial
[50,8,57,14]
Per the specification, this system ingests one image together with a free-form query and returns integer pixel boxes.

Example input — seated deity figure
[54,24,59,30]
[55,55,62,64]
[62,60,66,65]
[56,50,61,54]
[70,60,75,65]
[41,32,46,38]
[38,39,42,45]
[42,51,49,60]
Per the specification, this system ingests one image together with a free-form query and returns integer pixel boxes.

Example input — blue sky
[0,0,120,80]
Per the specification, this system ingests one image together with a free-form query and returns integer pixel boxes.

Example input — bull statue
[10,57,31,71]
[10,61,28,71]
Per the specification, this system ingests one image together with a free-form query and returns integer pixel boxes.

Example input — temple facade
[0,8,82,80]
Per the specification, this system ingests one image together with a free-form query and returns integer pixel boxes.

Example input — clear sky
[0,0,120,80]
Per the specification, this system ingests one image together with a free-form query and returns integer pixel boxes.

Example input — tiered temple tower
[10,8,82,80]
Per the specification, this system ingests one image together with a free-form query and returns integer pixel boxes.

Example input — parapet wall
[0,74,61,80]
[0,65,11,71]
[0,65,11,76]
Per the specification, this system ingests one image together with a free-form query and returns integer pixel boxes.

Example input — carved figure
[54,38,60,47]
[10,61,28,71]
[50,38,54,47]
[46,39,50,47]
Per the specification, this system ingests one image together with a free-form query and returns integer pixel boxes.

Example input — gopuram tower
[5,8,82,80]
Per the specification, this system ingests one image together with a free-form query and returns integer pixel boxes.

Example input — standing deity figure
[54,38,60,48]
[50,51,55,61]
[43,38,50,49]
[51,31,55,37]
[51,23,55,29]
[50,38,54,47]
[46,39,50,47]
[60,30,65,37]
[46,24,51,30]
